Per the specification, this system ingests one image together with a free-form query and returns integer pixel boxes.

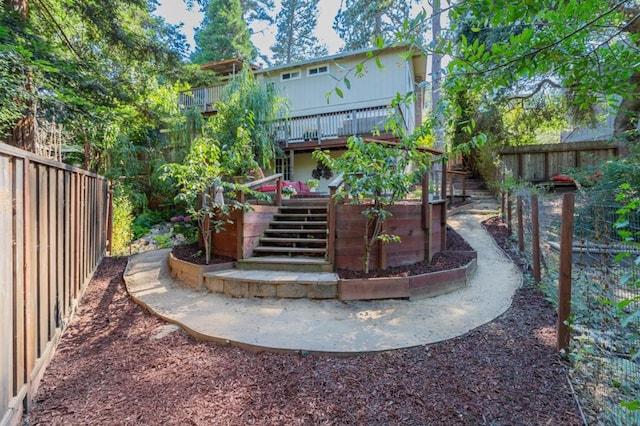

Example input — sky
[154,0,345,63]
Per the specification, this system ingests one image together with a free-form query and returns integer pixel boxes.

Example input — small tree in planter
[313,135,432,273]
[162,138,224,264]
[163,137,257,264]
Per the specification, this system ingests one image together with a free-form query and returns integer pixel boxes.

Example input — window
[307,65,329,77]
[280,70,301,81]
[275,157,291,181]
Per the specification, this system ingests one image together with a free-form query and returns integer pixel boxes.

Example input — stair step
[274,213,327,219]
[253,246,326,254]
[260,237,326,244]
[270,220,327,227]
[264,228,326,234]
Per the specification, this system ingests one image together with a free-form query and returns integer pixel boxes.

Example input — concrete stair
[203,269,339,299]
[461,179,500,215]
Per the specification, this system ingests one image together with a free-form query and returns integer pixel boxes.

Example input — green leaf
[344,77,351,90]
[335,87,344,98]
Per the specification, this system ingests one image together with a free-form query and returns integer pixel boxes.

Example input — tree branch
[506,78,562,101]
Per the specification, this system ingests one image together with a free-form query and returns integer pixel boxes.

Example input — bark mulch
[24,218,583,425]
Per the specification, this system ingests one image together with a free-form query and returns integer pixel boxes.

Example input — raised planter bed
[339,251,477,301]
[168,252,235,290]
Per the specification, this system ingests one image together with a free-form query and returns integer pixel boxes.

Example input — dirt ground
[23,216,583,425]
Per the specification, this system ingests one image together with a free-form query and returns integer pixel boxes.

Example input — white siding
[258,51,411,117]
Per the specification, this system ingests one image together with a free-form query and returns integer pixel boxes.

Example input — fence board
[13,159,25,396]
[48,169,57,336]
[0,143,109,426]
[25,161,37,403]
[63,173,71,319]
[0,156,13,422]
[37,165,49,356]
[56,170,64,327]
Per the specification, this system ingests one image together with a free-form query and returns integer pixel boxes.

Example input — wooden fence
[0,143,110,426]
[499,140,621,183]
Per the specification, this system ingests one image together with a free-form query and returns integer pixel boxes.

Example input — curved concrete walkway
[123,212,521,354]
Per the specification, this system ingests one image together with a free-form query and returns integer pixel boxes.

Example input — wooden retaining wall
[499,140,620,182]
[0,143,109,426]
[334,201,444,271]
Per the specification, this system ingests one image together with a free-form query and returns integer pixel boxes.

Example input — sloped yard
[24,222,582,425]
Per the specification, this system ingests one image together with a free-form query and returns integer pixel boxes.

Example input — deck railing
[272,105,394,145]
[178,84,226,113]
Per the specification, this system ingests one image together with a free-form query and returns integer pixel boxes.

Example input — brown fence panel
[499,140,621,182]
[0,143,109,426]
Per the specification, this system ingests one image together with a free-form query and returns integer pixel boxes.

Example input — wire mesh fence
[503,187,639,425]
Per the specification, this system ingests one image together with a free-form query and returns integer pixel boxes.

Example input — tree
[447,0,640,150]
[1,0,187,156]
[2,0,35,150]
[270,0,327,65]
[313,135,432,273]
[208,67,287,175]
[333,0,420,51]
[240,0,275,26]
[190,0,257,64]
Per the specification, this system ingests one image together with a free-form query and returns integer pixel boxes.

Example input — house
[180,46,427,192]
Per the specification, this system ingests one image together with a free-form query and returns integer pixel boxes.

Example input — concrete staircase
[236,199,333,273]
[457,177,500,215]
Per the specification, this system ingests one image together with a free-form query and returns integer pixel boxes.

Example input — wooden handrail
[244,172,283,189]
[446,169,467,200]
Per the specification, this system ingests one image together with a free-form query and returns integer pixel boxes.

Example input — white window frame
[280,70,301,81]
[307,64,329,77]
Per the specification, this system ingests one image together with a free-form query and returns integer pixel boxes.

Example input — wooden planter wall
[334,201,445,272]
[0,143,109,426]
[212,205,278,259]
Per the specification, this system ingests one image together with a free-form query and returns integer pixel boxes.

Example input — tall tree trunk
[4,0,36,152]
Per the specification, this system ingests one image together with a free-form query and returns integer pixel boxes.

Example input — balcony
[272,105,395,147]
[178,84,226,113]
[179,85,397,146]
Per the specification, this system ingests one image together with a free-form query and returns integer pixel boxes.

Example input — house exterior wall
[289,150,342,193]
[257,48,419,129]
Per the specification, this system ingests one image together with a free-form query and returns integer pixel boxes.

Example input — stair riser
[236,261,333,273]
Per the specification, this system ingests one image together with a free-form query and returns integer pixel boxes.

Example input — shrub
[111,191,134,256]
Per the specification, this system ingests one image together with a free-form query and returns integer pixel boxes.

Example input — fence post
[531,193,541,282]
[106,183,113,255]
[506,190,512,235]
[557,192,575,352]
[517,196,524,252]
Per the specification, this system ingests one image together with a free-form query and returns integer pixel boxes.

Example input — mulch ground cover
[24,216,583,425]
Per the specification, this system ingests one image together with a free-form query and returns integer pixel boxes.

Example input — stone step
[203,268,338,298]
[236,256,334,273]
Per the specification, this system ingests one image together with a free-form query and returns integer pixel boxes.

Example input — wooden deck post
[421,172,431,261]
